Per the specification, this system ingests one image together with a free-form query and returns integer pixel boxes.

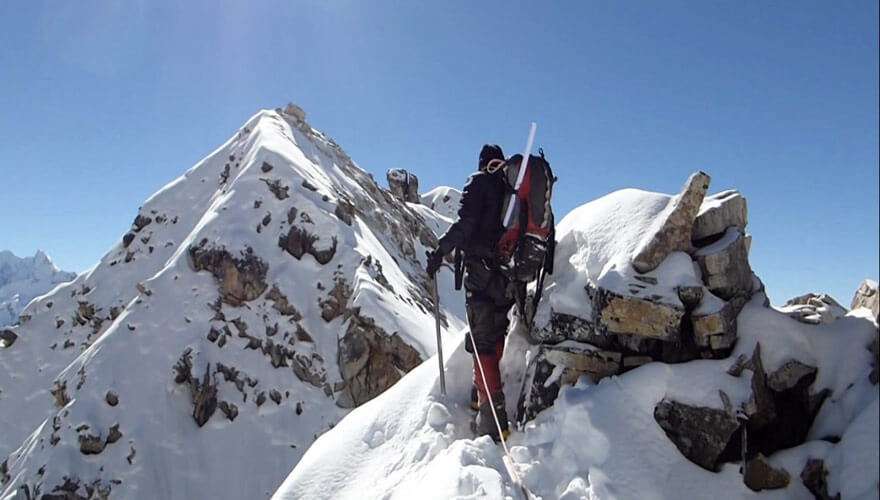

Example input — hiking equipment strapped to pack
[497,124,555,284]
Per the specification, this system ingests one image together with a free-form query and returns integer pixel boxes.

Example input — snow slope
[0,108,466,499]
[0,250,75,327]
[276,189,879,500]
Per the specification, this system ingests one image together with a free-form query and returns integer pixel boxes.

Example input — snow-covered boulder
[692,190,748,242]
[851,279,879,322]
[0,250,75,327]
[0,106,466,499]
[420,186,461,220]
[779,292,848,325]
[386,168,420,204]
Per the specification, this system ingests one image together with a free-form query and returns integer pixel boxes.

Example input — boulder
[692,294,747,352]
[591,285,684,344]
[653,398,740,471]
[531,311,603,346]
[800,458,840,500]
[278,225,337,265]
[517,342,621,423]
[282,103,306,122]
[851,279,879,322]
[0,328,17,348]
[632,171,710,273]
[692,190,748,242]
[743,454,790,491]
[386,169,420,204]
[694,228,753,300]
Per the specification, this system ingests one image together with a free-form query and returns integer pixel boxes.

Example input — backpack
[496,150,556,282]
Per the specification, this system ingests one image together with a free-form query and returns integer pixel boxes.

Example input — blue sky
[1,1,877,304]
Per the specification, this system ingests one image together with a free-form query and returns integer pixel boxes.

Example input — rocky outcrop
[800,458,840,500]
[387,169,420,204]
[654,398,740,471]
[692,295,747,352]
[278,226,337,265]
[591,285,684,343]
[694,228,753,300]
[654,344,829,474]
[517,342,620,423]
[189,241,269,306]
[782,293,847,325]
[632,171,710,273]
[336,313,422,407]
[851,279,879,322]
[0,328,17,348]
[692,190,748,242]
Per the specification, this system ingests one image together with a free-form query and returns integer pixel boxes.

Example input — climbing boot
[473,391,510,443]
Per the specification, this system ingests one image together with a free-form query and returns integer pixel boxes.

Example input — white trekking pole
[432,275,446,397]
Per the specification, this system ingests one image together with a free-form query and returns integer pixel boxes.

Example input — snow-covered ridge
[0,106,466,499]
[0,250,75,327]
[276,180,879,499]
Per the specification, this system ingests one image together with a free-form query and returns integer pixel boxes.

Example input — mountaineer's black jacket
[437,169,507,261]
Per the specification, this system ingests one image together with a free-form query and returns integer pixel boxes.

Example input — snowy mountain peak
[0,249,75,327]
[0,106,466,499]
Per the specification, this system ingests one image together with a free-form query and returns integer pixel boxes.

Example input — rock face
[189,242,269,306]
[851,279,879,322]
[743,454,790,491]
[632,171,710,273]
[692,190,748,242]
[591,286,684,343]
[387,169,420,204]
[337,313,422,407]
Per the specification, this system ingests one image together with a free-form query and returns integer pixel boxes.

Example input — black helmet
[478,144,505,171]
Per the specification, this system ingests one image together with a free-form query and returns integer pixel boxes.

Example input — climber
[426,144,517,442]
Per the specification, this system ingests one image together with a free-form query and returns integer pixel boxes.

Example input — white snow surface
[276,191,879,500]
[0,109,466,499]
[0,250,75,327]
[421,186,463,221]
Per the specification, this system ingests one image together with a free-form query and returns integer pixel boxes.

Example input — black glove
[426,249,444,275]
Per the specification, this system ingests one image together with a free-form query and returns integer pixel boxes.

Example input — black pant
[464,261,514,354]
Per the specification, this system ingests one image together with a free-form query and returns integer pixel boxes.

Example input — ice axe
[431,273,447,397]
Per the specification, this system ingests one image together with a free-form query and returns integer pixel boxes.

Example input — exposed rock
[767,360,817,392]
[189,242,269,306]
[261,161,274,173]
[132,214,152,232]
[851,279,879,322]
[653,398,740,471]
[782,293,848,325]
[591,285,684,343]
[334,198,356,226]
[172,349,218,427]
[694,228,753,300]
[51,380,71,408]
[531,312,597,345]
[122,232,136,248]
[219,401,239,421]
[270,389,282,405]
[337,313,422,407]
[801,458,840,500]
[677,286,704,309]
[260,178,290,200]
[106,424,122,445]
[692,295,747,352]
[693,190,748,242]
[517,342,621,423]
[278,226,337,265]
[743,453,790,491]
[282,102,306,122]
[319,278,353,322]
[265,284,302,319]
[386,168,420,204]
[105,391,119,407]
[290,352,327,388]
[78,433,106,455]
[632,171,710,273]
[0,328,17,348]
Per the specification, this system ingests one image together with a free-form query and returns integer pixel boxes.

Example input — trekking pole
[431,275,447,397]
